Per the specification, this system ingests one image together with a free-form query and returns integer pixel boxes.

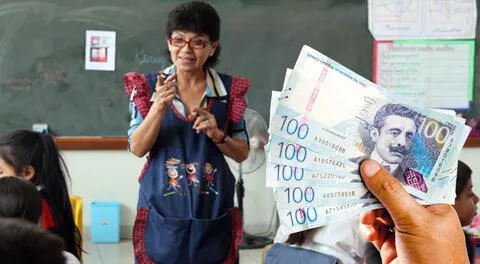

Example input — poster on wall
[368,0,477,40]
[373,40,475,110]
[85,30,116,71]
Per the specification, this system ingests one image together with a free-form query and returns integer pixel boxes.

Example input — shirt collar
[162,65,227,98]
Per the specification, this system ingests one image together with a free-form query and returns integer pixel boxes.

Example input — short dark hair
[0,217,66,264]
[456,160,472,197]
[373,104,420,130]
[166,1,221,68]
[0,177,42,223]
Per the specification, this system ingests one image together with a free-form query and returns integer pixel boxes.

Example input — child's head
[0,129,71,207]
[0,129,82,259]
[0,217,66,264]
[0,177,42,223]
[0,129,69,187]
[453,160,479,226]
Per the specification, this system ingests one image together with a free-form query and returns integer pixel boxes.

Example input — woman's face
[453,179,479,226]
[167,30,218,72]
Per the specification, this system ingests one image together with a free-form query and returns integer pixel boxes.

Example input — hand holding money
[359,160,468,264]
[267,45,471,236]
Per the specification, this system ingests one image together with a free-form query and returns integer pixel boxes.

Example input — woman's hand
[190,107,224,143]
[151,73,176,112]
[128,73,176,157]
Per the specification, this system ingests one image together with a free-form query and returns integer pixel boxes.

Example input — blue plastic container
[90,201,121,243]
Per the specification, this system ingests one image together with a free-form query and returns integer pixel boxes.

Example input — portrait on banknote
[351,102,441,193]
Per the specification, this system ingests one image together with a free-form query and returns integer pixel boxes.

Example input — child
[453,160,479,263]
[0,176,80,264]
[0,217,67,264]
[0,175,42,223]
[0,129,82,259]
[266,216,367,264]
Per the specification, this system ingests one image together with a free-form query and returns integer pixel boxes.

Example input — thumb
[360,159,422,224]
[165,73,176,83]
[156,74,165,88]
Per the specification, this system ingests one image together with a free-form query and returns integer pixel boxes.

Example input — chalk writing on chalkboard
[0,61,66,91]
[134,48,170,67]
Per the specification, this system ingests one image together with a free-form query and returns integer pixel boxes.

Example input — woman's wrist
[213,129,228,144]
[150,102,168,114]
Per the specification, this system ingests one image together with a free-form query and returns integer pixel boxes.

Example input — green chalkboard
[6,0,465,136]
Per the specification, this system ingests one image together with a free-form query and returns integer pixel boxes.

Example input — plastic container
[90,201,121,243]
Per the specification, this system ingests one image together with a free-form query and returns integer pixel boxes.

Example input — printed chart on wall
[373,40,475,110]
[85,30,116,71]
[368,0,477,40]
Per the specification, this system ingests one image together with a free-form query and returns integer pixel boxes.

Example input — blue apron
[133,73,236,264]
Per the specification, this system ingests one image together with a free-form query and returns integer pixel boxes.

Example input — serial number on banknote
[323,191,356,199]
[313,136,346,153]
[312,172,347,180]
[313,157,345,168]
[325,203,358,215]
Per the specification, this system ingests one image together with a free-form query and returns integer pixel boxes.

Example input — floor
[83,240,264,264]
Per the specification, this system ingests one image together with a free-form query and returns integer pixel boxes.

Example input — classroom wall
[65,148,480,240]
[64,150,275,239]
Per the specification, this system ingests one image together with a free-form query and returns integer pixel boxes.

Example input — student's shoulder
[63,251,81,264]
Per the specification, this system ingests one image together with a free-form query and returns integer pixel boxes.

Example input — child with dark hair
[453,160,479,263]
[0,129,82,260]
[0,176,80,263]
[0,176,42,223]
[0,217,67,264]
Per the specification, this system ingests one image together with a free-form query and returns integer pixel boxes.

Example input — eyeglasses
[168,37,212,49]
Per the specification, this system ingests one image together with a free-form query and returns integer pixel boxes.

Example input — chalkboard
[0,0,476,136]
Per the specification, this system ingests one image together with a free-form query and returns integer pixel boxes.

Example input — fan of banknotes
[266,45,472,234]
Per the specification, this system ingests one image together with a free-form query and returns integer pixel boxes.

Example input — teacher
[123,1,250,263]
